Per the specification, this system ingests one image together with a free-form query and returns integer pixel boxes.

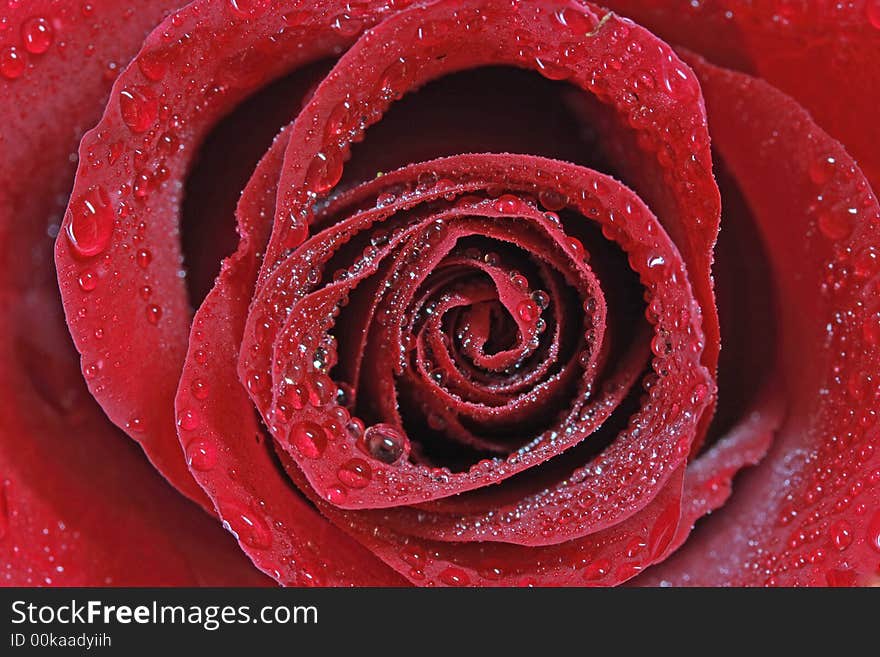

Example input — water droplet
[650,334,669,357]
[509,271,528,290]
[517,299,540,323]
[246,371,267,394]
[337,458,372,489]
[221,501,272,549]
[65,186,114,257]
[326,485,348,504]
[305,151,343,195]
[325,101,350,140]
[364,423,407,464]
[0,46,25,80]
[830,519,853,550]
[291,421,327,458]
[136,248,152,268]
[21,17,53,55]
[119,86,158,133]
[531,290,550,309]
[282,382,309,410]
[186,438,217,471]
[417,170,438,190]
[493,194,523,214]
[77,269,98,292]
[853,246,879,278]
[307,373,336,406]
[554,6,595,35]
[567,237,585,258]
[282,215,309,251]
[177,408,200,431]
[535,57,570,81]
[190,378,209,400]
[660,63,693,100]
[439,566,470,586]
[146,304,162,324]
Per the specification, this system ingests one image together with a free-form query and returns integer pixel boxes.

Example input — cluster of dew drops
[0,10,54,81]
[748,146,880,586]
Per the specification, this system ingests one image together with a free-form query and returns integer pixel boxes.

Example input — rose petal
[602,1,880,191]
[639,54,880,586]
[53,0,395,507]
[175,126,407,585]
[1,0,266,584]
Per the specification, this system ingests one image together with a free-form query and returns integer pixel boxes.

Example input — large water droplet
[364,423,407,464]
[77,269,99,292]
[65,187,114,257]
[145,304,162,325]
[0,46,26,80]
[830,519,853,550]
[554,6,596,35]
[305,151,343,195]
[119,86,158,133]
[136,248,152,269]
[190,378,210,400]
[337,458,372,489]
[516,299,539,323]
[186,438,217,471]
[853,246,879,278]
[326,485,347,504]
[439,566,470,586]
[221,501,272,549]
[291,421,327,458]
[177,408,201,432]
[21,17,53,54]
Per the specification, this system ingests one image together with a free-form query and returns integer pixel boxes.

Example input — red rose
[1,0,878,586]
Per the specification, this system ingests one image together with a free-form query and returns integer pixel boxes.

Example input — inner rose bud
[242,153,709,520]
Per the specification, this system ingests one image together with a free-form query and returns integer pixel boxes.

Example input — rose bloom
[0,0,878,587]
